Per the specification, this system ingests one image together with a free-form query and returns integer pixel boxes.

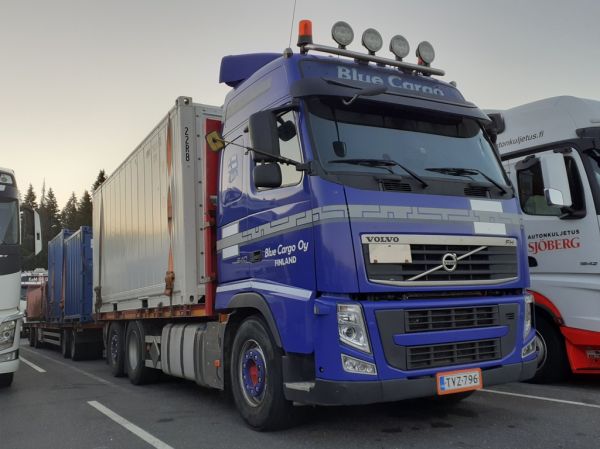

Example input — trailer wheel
[125,321,159,385]
[231,316,294,430]
[0,373,14,388]
[71,330,86,361]
[61,330,72,359]
[529,314,569,383]
[107,322,125,377]
[29,328,36,347]
[33,328,42,348]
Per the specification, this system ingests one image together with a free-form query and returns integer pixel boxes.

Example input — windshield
[307,98,508,189]
[0,200,19,245]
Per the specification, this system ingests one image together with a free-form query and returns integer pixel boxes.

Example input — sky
[1,0,599,208]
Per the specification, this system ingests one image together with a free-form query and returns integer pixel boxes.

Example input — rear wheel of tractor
[125,321,159,385]
[61,330,72,359]
[530,314,569,383]
[0,373,14,388]
[231,316,294,431]
[108,323,125,377]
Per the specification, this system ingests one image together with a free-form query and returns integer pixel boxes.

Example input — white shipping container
[93,97,222,313]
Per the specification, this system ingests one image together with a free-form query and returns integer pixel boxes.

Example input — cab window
[257,110,303,189]
[517,155,584,216]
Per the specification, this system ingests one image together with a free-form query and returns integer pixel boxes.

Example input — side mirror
[540,152,572,207]
[254,163,282,189]
[249,111,280,162]
[21,207,42,255]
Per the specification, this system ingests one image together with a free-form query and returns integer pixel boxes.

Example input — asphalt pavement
[2,343,599,449]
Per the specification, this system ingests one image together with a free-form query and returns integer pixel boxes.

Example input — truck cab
[213,21,536,424]
[493,96,600,381]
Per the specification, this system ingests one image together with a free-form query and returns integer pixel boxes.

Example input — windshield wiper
[329,158,428,187]
[425,167,507,194]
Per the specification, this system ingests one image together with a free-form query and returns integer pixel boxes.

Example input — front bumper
[285,359,537,406]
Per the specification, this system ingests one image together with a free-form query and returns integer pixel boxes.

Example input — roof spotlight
[416,41,435,65]
[331,21,354,49]
[361,28,383,54]
[389,35,410,60]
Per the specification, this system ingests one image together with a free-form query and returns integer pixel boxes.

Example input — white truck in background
[0,167,41,387]
[490,96,600,382]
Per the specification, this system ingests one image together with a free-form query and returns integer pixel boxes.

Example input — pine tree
[23,184,37,209]
[77,190,93,228]
[45,188,62,239]
[92,169,107,192]
[61,192,79,230]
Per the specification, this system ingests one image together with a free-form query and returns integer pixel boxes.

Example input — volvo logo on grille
[441,253,458,272]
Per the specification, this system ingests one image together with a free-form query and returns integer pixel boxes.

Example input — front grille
[406,306,499,332]
[407,339,500,370]
[362,235,518,286]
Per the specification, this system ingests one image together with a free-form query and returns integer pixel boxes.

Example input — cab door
[243,109,315,292]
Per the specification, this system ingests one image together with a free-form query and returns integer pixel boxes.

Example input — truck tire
[107,322,126,377]
[33,328,42,348]
[29,328,36,347]
[125,321,159,385]
[230,316,294,430]
[0,373,14,388]
[530,314,570,383]
[61,330,72,359]
[71,330,85,361]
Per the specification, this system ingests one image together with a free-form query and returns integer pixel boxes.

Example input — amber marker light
[297,19,313,46]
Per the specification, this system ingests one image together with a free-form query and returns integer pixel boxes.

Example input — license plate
[436,368,482,395]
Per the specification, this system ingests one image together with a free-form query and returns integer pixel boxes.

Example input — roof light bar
[331,21,354,49]
[296,20,445,76]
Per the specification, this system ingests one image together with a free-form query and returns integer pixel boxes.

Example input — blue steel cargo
[91,21,538,430]
[63,227,93,323]
[47,229,73,322]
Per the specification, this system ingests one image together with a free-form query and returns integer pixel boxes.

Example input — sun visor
[219,53,281,88]
[291,77,490,123]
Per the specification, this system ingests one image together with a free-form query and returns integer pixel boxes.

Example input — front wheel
[230,317,294,430]
[529,314,569,383]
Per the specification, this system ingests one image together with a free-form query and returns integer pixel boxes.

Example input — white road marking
[20,347,114,386]
[20,356,46,373]
[481,388,600,409]
[88,401,175,449]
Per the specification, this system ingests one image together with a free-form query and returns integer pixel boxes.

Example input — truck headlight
[0,320,17,351]
[524,292,534,339]
[338,304,371,353]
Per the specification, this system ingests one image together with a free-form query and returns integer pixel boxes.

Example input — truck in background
[20,268,48,335]
[26,226,103,360]
[92,21,537,429]
[0,167,41,387]
[491,96,600,382]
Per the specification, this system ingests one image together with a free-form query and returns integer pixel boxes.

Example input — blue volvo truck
[93,20,537,430]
